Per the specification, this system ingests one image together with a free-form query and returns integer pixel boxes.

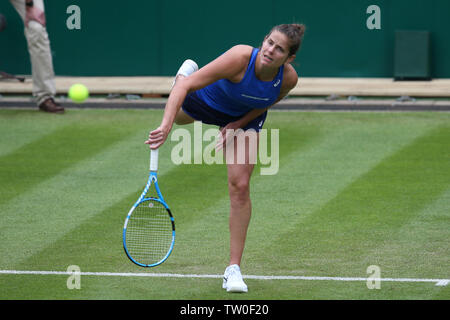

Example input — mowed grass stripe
[10,119,325,298]
[15,120,324,276]
[0,130,182,269]
[246,116,439,274]
[14,147,183,272]
[0,109,169,268]
[363,186,450,300]
[78,113,445,276]
[272,125,449,278]
[16,160,232,276]
[0,123,129,207]
[155,122,325,273]
[2,111,448,299]
[0,109,165,207]
[0,110,75,158]
[361,130,450,278]
[137,114,432,274]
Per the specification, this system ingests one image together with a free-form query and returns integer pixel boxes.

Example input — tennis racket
[123,148,175,267]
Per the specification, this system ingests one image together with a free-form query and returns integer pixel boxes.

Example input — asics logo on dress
[274,79,281,87]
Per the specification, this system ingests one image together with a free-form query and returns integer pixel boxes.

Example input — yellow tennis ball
[68,83,89,103]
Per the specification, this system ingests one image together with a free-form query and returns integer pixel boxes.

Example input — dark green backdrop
[1,0,449,77]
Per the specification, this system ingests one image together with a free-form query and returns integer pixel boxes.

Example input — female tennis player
[146,23,305,293]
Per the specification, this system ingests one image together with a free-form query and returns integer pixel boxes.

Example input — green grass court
[0,108,448,300]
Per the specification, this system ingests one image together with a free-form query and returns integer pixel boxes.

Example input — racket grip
[150,148,159,172]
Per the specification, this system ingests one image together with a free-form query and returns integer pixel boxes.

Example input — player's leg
[222,132,259,293]
[223,161,253,293]
[227,160,254,266]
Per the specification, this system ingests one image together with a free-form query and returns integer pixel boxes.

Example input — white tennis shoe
[172,59,198,87]
[222,264,248,293]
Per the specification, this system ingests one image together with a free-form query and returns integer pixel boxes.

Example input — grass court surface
[0,108,448,300]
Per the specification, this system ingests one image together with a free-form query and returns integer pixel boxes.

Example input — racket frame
[123,149,175,267]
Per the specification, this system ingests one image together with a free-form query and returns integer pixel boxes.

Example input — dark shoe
[39,98,65,113]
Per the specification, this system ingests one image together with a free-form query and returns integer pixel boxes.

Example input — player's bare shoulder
[225,45,253,82]
[228,44,253,58]
[228,45,253,67]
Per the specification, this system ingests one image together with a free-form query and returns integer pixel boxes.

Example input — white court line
[0,270,448,286]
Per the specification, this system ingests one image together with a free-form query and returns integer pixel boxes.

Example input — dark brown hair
[267,23,306,56]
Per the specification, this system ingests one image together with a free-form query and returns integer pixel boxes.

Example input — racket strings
[125,200,173,265]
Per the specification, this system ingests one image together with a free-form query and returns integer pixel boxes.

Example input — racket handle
[150,148,159,172]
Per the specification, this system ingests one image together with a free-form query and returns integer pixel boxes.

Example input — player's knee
[228,177,250,197]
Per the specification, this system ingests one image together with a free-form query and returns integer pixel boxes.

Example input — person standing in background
[9,0,64,113]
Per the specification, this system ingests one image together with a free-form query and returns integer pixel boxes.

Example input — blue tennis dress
[196,47,284,117]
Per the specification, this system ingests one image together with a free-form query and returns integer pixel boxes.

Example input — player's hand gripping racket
[123,149,175,267]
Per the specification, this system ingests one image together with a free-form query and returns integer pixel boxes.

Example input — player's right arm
[145,45,252,149]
